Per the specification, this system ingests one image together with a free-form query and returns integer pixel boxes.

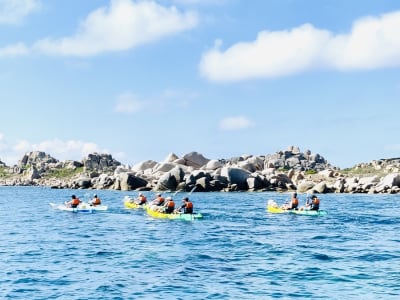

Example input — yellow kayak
[267,205,286,214]
[123,196,147,209]
[146,206,203,221]
[124,201,142,209]
[266,200,327,216]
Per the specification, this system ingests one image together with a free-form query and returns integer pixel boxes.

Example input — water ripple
[0,188,400,299]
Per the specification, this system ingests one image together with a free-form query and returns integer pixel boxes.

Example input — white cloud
[219,116,254,130]
[200,10,400,81]
[0,42,29,57]
[0,136,116,165]
[114,92,144,114]
[12,138,102,162]
[0,0,41,24]
[34,0,198,57]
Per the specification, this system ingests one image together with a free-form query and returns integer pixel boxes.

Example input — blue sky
[0,0,399,169]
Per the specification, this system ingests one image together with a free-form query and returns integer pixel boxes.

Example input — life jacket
[139,195,147,204]
[292,198,299,207]
[92,197,101,205]
[184,201,193,213]
[311,198,320,210]
[167,200,175,208]
[157,197,165,205]
[72,198,80,205]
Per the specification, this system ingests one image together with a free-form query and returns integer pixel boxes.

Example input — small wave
[356,253,400,262]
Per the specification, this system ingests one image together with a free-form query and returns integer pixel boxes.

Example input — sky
[0,0,399,169]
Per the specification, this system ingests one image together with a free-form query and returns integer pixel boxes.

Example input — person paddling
[307,195,320,211]
[134,193,147,205]
[177,197,194,214]
[163,197,175,214]
[89,194,101,206]
[282,192,299,210]
[66,195,81,208]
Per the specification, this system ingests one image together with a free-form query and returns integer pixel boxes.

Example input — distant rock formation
[1,146,400,194]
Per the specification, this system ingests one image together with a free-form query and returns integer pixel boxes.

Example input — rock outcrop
[1,147,400,194]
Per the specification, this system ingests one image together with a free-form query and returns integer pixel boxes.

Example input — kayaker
[134,192,147,205]
[281,192,299,210]
[177,197,194,214]
[163,197,175,214]
[65,195,81,208]
[151,193,165,206]
[307,195,320,211]
[287,192,299,210]
[89,194,101,206]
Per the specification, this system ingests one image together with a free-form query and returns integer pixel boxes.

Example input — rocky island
[1,146,399,194]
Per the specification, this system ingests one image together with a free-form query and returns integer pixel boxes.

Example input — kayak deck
[146,206,203,220]
[49,202,108,212]
[124,199,147,209]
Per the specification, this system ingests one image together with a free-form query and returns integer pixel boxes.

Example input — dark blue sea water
[0,186,399,299]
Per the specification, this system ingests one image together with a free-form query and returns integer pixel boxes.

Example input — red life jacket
[139,195,147,204]
[92,197,101,205]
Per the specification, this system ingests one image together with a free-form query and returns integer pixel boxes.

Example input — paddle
[189,185,197,195]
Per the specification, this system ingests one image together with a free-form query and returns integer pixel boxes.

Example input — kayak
[49,202,108,213]
[266,200,327,216]
[146,206,203,221]
[123,196,147,209]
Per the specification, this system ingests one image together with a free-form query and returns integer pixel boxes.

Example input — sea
[0,186,399,300]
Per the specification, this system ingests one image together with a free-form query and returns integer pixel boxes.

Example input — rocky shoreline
[1,146,400,194]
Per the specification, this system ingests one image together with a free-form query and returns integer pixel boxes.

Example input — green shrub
[0,167,10,178]
[304,169,317,175]
[43,167,84,179]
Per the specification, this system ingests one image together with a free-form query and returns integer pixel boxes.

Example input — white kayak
[49,202,108,213]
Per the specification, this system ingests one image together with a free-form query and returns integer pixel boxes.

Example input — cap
[311,195,317,199]
[166,196,172,200]
[71,195,76,199]
[139,193,143,196]
[94,194,97,197]
[156,193,161,196]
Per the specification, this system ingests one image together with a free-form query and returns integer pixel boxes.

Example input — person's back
[156,196,165,206]
[180,197,193,214]
[138,194,147,205]
[310,196,320,211]
[69,195,81,208]
[290,193,299,210]
[164,197,175,214]
[184,200,193,214]
[152,194,165,206]
[91,194,101,206]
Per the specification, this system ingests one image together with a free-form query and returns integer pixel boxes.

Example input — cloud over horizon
[33,0,198,57]
[200,10,400,81]
[0,137,113,166]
